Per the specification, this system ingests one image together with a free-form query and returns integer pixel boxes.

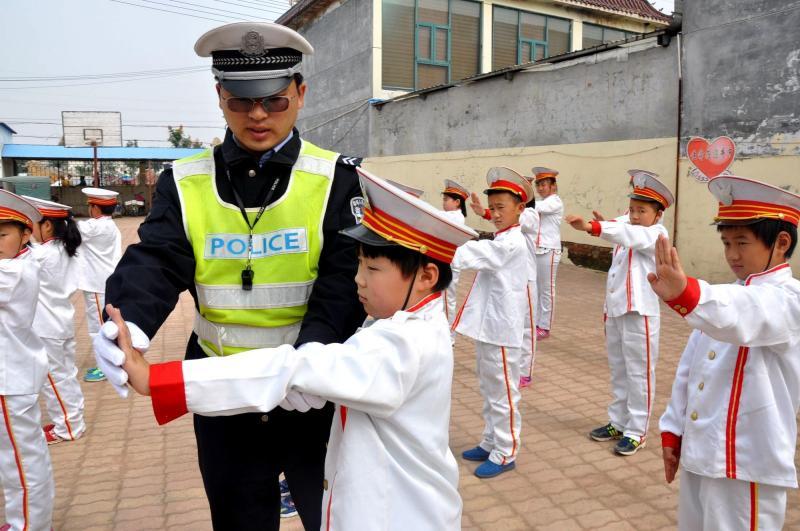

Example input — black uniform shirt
[105,128,367,360]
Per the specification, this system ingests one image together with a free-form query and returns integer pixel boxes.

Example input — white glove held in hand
[93,320,151,398]
[279,390,327,412]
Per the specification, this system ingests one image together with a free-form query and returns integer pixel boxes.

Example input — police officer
[97,22,366,530]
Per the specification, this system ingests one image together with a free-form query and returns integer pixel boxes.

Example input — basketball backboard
[62,111,122,147]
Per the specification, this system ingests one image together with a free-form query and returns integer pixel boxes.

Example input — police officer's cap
[195,22,314,98]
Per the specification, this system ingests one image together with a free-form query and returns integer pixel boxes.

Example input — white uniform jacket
[451,225,527,348]
[0,249,48,395]
[590,219,667,318]
[520,208,540,282]
[659,264,800,488]
[32,240,78,339]
[534,194,563,252]
[76,216,122,293]
[150,292,462,530]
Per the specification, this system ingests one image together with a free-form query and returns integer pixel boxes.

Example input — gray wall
[681,0,800,155]
[367,40,680,156]
[295,0,374,157]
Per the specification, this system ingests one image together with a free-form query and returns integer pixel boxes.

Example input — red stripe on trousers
[1,396,29,530]
[46,374,75,440]
[500,347,517,464]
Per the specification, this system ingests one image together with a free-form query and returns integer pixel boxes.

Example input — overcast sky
[0,0,674,147]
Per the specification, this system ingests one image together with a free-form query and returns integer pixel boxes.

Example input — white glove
[279,390,327,412]
[93,320,151,398]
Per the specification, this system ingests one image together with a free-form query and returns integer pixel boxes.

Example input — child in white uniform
[97,169,478,531]
[452,167,531,478]
[27,197,86,444]
[532,167,563,339]
[77,188,122,382]
[566,170,673,456]
[441,179,469,343]
[654,176,800,530]
[0,190,54,531]
[471,179,539,389]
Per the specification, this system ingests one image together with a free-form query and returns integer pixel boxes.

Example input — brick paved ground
[5,216,797,530]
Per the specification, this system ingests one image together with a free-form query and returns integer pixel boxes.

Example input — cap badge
[241,31,266,56]
[716,181,734,206]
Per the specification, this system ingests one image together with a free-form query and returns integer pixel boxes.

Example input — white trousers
[0,394,54,531]
[444,267,460,344]
[535,249,561,331]
[520,281,537,379]
[605,312,659,443]
[475,341,521,465]
[679,470,786,531]
[83,291,105,340]
[40,337,86,441]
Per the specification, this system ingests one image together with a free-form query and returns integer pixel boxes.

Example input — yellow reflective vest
[173,139,338,356]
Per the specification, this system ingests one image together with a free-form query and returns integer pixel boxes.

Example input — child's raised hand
[469,192,485,216]
[647,235,688,301]
[592,210,605,221]
[105,305,152,396]
[565,214,591,233]
[662,446,680,483]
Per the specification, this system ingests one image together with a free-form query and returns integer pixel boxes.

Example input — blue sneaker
[83,367,106,382]
[280,494,297,518]
[614,436,645,456]
[461,446,490,462]
[279,478,290,497]
[474,460,516,478]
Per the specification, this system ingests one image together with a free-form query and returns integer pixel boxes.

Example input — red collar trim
[41,237,58,245]
[745,262,791,286]
[406,291,442,313]
[13,247,30,259]
[495,223,520,236]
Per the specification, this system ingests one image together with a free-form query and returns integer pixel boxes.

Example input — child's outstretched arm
[648,235,800,346]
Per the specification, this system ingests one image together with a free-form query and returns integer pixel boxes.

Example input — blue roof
[1,144,206,161]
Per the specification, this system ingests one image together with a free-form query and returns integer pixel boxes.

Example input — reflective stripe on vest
[173,139,338,356]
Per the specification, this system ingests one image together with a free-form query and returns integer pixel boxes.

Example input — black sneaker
[589,423,622,442]
[614,436,645,456]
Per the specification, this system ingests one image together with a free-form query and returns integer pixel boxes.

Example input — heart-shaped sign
[687,136,736,179]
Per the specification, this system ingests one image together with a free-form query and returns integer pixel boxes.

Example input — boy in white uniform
[77,187,122,382]
[653,176,800,530]
[470,178,539,389]
[96,168,476,531]
[441,179,469,343]
[531,167,563,340]
[452,167,531,478]
[27,197,86,444]
[0,190,55,531]
[566,170,673,456]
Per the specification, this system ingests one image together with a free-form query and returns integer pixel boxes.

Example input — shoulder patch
[337,155,363,167]
[350,196,365,224]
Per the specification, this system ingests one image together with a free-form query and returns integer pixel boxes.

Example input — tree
[167,125,203,148]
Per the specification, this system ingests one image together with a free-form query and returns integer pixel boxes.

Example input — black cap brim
[220,76,293,99]
[339,224,396,246]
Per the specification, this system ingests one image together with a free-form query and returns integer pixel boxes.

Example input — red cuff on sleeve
[589,220,602,237]
[661,431,682,453]
[150,361,188,425]
[666,277,701,317]
[483,208,491,221]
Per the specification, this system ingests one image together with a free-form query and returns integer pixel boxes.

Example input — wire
[0,66,206,83]
[110,0,236,23]
[0,69,207,90]
[212,0,288,15]
[165,0,277,18]
[4,120,224,130]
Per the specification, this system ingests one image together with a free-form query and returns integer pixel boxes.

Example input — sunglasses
[220,93,296,113]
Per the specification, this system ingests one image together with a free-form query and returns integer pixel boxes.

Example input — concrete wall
[294,0,375,157]
[675,0,800,281]
[367,39,678,155]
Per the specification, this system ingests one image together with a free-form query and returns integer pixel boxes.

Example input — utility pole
[91,140,99,187]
